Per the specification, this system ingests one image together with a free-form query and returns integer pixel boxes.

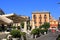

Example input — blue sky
[0,0,60,19]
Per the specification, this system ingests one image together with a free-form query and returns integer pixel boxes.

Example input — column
[32,21,35,30]
[24,21,27,32]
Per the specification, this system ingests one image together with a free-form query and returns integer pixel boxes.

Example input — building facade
[50,19,58,29]
[32,12,50,28]
[49,16,58,29]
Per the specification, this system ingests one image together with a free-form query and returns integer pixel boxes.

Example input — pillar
[24,21,27,32]
[32,21,35,30]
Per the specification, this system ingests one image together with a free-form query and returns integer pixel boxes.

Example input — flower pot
[12,38,19,40]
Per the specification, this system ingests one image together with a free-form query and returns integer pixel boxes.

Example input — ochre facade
[32,12,50,27]
[32,12,58,29]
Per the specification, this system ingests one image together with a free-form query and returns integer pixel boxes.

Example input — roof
[32,11,50,14]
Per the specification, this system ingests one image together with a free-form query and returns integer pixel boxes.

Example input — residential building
[50,19,58,29]
[49,16,58,29]
[32,11,50,28]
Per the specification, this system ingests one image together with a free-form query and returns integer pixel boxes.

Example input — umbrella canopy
[6,14,27,23]
[0,13,28,24]
[0,15,13,24]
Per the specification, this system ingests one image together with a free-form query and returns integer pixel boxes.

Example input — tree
[40,29,48,35]
[31,28,40,38]
[40,22,50,29]
[39,22,50,34]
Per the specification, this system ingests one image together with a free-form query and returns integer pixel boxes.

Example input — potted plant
[10,29,21,40]
[20,32,26,40]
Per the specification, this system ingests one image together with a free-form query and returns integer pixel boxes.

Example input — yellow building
[32,11,50,28]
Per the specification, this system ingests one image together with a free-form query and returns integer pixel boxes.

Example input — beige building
[32,12,50,28]
[50,16,58,29]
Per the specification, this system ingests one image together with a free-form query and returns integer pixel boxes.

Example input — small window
[34,21,36,24]
[44,14,47,19]
[40,19,41,22]
[33,15,36,19]
[39,22,42,24]
[54,21,56,24]
[44,14,46,16]
[39,15,42,19]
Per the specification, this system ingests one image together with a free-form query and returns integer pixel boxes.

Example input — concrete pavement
[34,32,59,40]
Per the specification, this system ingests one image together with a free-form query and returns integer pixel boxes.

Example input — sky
[0,0,60,19]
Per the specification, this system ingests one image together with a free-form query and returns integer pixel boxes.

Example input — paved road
[27,32,60,40]
[34,32,60,40]
[0,32,8,39]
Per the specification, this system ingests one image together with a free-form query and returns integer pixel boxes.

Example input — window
[44,14,47,19]
[54,21,56,24]
[39,22,42,24]
[44,14,46,16]
[34,21,36,24]
[40,19,41,21]
[39,15,42,19]
[33,15,36,19]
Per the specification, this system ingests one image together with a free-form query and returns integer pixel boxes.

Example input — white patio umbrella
[1,13,14,17]
[0,16,13,24]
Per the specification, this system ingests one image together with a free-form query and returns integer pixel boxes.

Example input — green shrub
[40,29,48,34]
[17,26,20,29]
[12,26,16,29]
[10,29,21,38]
[31,28,40,35]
